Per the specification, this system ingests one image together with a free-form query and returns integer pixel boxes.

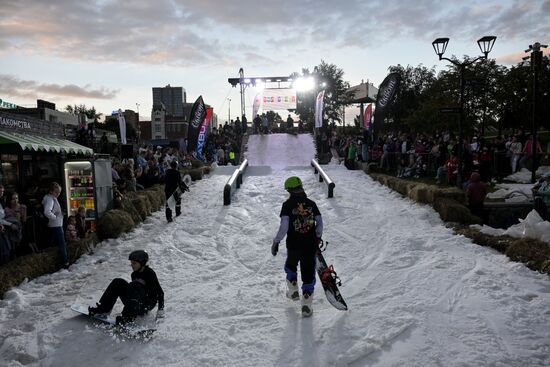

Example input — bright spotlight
[293,76,316,91]
[244,78,251,84]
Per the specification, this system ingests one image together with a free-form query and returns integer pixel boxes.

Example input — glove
[271,241,279,256]
[315,237,322,247]
[156,309,165,319]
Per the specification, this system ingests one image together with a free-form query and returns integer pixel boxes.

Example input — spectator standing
[509,136,522,173]
[42,182,68,269]
[5,192,25,255]
[519,135,543,170]
[466,172,487,220]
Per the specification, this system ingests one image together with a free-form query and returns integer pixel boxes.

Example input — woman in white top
[42,182,68,268]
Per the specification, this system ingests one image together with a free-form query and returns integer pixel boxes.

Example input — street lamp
[432,36,497,188]
[525,42,548,183]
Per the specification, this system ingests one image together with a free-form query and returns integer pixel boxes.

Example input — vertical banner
[314,90,325,128]
[252,93,262,119]
[373,73,400,136]
[187,96,206,154]
[196,107,213,160]
[364,103,373,130]
[117,109,127,144]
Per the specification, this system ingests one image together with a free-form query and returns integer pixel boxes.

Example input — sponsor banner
[117,109,127,144]
[260,89,296,111]
[314,90,325,128]
[364,103,373,131]
[196,107,213,160]
[252,93,262,118]
[373,73,400,135]
[187,96,206,153]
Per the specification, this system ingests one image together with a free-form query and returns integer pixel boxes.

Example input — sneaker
[88,303,109,316]
[286,279,299,301]
[301,293,313,317]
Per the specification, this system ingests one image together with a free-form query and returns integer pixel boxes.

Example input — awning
[0,130,93,156]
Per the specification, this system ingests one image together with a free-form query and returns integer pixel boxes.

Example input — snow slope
[1,133,549,367]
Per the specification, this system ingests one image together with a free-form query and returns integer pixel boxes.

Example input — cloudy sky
[0,0,548,122]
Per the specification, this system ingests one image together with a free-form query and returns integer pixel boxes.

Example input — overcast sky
[0,0,548,123]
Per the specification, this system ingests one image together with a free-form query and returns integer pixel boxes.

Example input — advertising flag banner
[373,73,400,136]
[364,103,373,130]
[117,109,127,144]
[314,90,325,128]
[252,93,262,119]
[196,107,213,160]
[187,96,206,154]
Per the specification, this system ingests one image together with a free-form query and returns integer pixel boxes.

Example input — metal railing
[311,159,335,198]
[223,159,249,205]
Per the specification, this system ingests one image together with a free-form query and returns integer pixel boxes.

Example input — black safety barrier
[311,159,335,198]
[223,159,249,205]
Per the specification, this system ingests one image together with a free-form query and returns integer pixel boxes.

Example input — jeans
[50,226,68,265]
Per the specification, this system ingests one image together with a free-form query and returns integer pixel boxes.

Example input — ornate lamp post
[432,36,496,188]
[525,42,547,183]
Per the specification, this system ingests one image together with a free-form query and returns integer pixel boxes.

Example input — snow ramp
[244,133,316,169]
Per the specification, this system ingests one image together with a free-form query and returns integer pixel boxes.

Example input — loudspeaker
[120,144,134,159]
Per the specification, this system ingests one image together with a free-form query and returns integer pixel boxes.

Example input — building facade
[152,85,186,117]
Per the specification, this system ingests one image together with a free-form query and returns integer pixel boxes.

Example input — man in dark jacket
[271,176,323,317]
[164,160,189,222]
[466,171,487,220]
[89,250,164,325]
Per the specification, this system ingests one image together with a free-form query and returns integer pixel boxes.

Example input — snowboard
[167,175,191,212]
[315,241,348,311]
[71,303,157,338]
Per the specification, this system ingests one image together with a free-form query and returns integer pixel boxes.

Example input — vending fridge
[63,158,113,232]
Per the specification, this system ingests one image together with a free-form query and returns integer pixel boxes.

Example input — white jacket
[42,194,63,227]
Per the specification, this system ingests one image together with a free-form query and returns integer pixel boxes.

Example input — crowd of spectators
[323,128,550,186]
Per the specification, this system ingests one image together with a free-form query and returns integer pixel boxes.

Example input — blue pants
[50,226,68,265]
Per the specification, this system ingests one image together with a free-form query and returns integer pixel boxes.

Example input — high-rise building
[152,85,186,117]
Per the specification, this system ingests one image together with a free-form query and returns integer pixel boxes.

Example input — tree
[65,104,103,122]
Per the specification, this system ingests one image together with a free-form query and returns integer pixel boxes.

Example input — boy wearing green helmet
[272,176,323,317]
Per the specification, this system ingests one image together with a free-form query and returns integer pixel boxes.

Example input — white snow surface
[1,133,550,367]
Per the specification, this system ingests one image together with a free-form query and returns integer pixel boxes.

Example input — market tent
[0,130,93,156]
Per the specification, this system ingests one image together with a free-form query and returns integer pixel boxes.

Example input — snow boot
[301,293,313,317]
[286,279,299,301]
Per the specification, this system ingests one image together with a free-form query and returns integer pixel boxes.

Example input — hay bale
[433,187,466,205]
[67,234,98,262]
[505,239,550,273]
[142,189,162,211]
[132,195,150,221]
[188,168,204,181]
[202,166,212,175]
[408,184,432,204]
[454,226,513,253]
[119,195,142,224]
[433,198,480,224]
[97,209,135,240]
[393,179,410,195]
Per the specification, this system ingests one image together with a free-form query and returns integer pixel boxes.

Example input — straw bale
[433,187,466,205]
[119,195,142,224]
[408,184,433,204]
[97,209,135,240]
[188,168,204,181]
[132,196,150,221]
[433,198,480,224]
[505,239,550,274]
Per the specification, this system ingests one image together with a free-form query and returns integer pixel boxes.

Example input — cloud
[0,74,118,99]
[0,0,547,67]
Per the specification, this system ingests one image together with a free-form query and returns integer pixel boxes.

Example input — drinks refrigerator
[63,158,113,232]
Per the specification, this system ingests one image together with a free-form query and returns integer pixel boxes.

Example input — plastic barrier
[223,159,249,205]
[311,159,335,198]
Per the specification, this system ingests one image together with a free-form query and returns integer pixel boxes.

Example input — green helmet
[284,176,302,190]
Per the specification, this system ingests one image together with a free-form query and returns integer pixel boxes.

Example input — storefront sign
[0,116,31,129]
[0,98,21,109]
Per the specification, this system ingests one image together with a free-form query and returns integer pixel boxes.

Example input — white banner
[117,109,127,144]
[252,93,262,119]
[314,90,325,128]
[260,89,296,111]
